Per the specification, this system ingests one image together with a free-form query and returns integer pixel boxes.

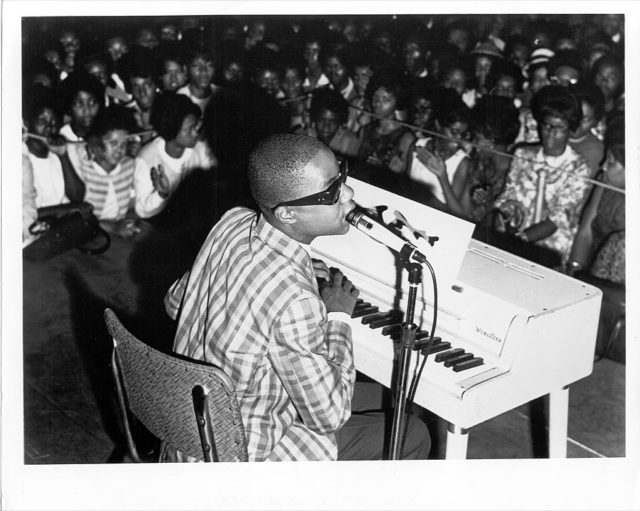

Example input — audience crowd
[21,14,626,285]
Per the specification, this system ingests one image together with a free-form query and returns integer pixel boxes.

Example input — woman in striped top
[80,105,150,238]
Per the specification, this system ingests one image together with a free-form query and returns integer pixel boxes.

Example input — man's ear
[273,205,297,225]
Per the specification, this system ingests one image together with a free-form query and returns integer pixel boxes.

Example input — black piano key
[368,312,404,329]
[387,326,434,341]
[353,300,370,310]
[419,340,450,355]
[352,306,380,319]
[443,352,474,367]
[381,324,403,336]
[403,330,429,343]
[434,348,465,363]
[413,336,442,350]
[361,311,401,326]
[388,329,404,341]
[389,328,423,341]
[360,312,389,325]
[452,357,484,372]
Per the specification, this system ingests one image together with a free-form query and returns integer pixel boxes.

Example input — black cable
[407,257,438,404]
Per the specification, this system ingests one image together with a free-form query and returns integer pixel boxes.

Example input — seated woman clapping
[405,89,473,216]
[135,92,216,219]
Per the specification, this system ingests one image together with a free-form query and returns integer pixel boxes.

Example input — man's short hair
[184,45,216,67]
[248,133,325,208]
[310,88,349,124]
[155,41,187,79]
[320,44,351,71]
[121,48,157,90]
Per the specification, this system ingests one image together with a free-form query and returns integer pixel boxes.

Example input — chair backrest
[104,308,248,462]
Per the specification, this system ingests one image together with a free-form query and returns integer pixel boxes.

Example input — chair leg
[595,315,625,363]
[111,351,142,462]
[193,385,217,462]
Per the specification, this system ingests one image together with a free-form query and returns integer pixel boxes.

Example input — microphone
[345,206,427,264]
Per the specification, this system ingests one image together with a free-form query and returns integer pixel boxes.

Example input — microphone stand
[388,260,422,460]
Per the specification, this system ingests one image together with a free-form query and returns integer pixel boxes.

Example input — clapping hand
[366,153,384,167]
[471,185,491,205]
[388,153,405,173]
[150,164,170,199]
[415,147,446,177]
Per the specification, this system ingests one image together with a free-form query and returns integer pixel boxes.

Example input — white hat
[523,47,555,78]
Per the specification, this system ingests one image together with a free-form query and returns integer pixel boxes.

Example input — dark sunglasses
[271,159,348,212]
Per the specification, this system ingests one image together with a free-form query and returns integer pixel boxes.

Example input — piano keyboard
[347,298,504,400]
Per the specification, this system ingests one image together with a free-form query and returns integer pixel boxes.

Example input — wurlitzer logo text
[475,326,503,344]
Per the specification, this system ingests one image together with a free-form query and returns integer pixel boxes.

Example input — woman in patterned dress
[493,85,591,265]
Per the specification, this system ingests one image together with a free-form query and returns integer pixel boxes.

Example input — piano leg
[548,385,569,458]
[445,423,469,459]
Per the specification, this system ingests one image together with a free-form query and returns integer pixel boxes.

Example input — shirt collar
[255,212,314,277]
[341,77,355,99]
[299,242,314,259]
[330,78,355,100]
[92,159,123,175]
[536,145,572,169]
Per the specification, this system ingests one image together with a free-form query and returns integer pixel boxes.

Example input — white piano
[311,179,602,459]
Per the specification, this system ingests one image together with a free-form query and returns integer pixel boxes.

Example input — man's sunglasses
[271,159,348,212]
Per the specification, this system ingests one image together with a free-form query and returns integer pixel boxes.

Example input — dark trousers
[336,381,431,461]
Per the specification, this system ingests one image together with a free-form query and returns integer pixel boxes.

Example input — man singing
[164,133,430,461]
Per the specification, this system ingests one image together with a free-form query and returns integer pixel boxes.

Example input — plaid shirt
[164,207,355,461]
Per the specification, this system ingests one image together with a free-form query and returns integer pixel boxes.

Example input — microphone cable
[407,256,438,405]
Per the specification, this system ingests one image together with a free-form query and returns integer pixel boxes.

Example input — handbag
[590,230,625,284]
[23,202,111,262]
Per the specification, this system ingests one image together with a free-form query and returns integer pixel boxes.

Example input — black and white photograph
[2,1,638,509]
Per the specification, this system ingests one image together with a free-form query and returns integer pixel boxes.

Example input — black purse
[23,202,111,262]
